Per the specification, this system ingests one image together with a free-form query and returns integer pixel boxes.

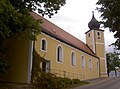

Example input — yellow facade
[35,32,100,80]
[0,30,100,83]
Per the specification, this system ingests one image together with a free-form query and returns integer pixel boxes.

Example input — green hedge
[32,72,89,89]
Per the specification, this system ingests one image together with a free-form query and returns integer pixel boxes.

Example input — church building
[31,12,108,80]
[0,12,108,84]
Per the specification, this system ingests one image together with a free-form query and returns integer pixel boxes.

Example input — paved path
[71,77,120,89]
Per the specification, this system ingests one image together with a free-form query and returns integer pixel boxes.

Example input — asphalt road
[72,77,120,89]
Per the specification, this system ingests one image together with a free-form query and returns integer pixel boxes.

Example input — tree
[96,0,120,49]
[106,52,120,76]
[0,0,66,45]
[0,0,66,73]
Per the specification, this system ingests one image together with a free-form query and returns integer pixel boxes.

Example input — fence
[49,69,85,80]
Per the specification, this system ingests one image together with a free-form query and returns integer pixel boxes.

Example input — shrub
[0,47,9,74]
[72,79,81,84]
[32,72,85,89]
[56,77,73,88]
[33,72,58,89]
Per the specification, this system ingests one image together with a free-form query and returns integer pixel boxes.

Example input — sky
[44,0,116,52]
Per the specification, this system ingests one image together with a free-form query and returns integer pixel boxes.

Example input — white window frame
[71,51,76,66]
[97,31,101,40]
[81,55,85,68]
[41,38,47,52]
[89,59,92,70]
[56,45,63,63]
[96,61,99,70]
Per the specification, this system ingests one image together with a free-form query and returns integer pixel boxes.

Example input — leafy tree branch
[96,0,120,49]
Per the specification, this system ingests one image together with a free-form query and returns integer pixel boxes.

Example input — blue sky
[44,0,116,52]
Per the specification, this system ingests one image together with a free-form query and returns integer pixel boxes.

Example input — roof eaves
[41,28,99,58]
[85,29,104,34]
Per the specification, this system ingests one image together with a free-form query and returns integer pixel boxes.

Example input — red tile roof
[30,12,98,58]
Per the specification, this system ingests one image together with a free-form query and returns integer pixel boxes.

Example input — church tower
[85,12,108,77]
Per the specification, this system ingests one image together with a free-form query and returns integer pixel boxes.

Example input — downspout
[98,58,101,78]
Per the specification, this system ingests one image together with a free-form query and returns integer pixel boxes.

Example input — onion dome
[88,12,100,30]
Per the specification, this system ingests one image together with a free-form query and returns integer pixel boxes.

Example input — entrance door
[42,60,50,73]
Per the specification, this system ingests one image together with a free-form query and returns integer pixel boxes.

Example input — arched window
[71,52,76,66]
[97,32,100,36]
[96,61,99,70]
[41,38,47,51]
[88,33,90,37]
[81,55,85,68]
[89,59,92,70]
[57,45,63,62]
[97,31,101,39]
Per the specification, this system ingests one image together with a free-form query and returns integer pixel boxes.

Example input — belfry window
[71,52,76,66]
[97,32,101,39]
[88,33,90,37]
[97,32,100,36]
[41,38,47,51]
[57,45,63,62]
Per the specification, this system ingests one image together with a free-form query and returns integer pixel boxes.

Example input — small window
[71,52,76,66]
[81,55,85,68]
[96,61,99,70]
[41,38,47,51]
[57,45,63,62]
[89,59,92,70]
[97,32,100,36]
[97,32,101,39]
[88,33,90,37]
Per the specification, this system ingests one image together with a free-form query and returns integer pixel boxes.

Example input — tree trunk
[107,71,110,76]
[0,36,4,47]
[108,72,110,76]
[114,69,117,77]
